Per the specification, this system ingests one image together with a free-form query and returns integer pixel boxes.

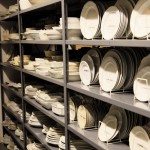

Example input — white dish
[80,1,100,39]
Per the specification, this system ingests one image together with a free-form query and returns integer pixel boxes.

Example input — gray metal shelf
[24,96,65,127]
[0,12,18,21]
[68,123,129,150]
[4,126,24,150]
[0,144,7,150]
[2,84,22,98]
[3,104,22,123]
[21,40,63,45]
[20,0,61,14]
[67,82,150,118]
[22,69,64,86]
[25,123,59,150]
[0,41,19,44]
[66,39,150,47]
[1,62,21,72]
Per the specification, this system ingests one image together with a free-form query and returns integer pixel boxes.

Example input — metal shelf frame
[3,126,24,150]
[0,0,150,150]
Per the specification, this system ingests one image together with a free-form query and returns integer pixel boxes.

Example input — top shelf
[19,0,61,14]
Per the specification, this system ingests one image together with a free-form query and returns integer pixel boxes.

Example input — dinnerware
[19,0,32,10]
[52,102,64,116]
[80,1,101,39]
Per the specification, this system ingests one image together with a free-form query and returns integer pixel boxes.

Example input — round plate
[80,1,100,39]
[98,115,118,142]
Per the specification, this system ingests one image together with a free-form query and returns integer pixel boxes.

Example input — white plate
[130,0,150,38]
[79,61,92,86]
[80,1,100,39]
[99,56,119,92]
[98,115,118,142]
[101,6,121,40]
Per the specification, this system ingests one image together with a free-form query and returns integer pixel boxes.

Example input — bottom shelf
[0,143,7,150]
[25,124,58,150]
[3,126,24,150]
[68,123,129,150]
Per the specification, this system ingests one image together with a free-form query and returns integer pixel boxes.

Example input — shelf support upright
[61,0,70,149]
[17,1,26,149]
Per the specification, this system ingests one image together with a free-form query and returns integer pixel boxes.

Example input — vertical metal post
[17,0,27,149]
[61,0,70,149]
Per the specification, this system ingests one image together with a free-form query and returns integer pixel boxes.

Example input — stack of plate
[59,135,95,150]
[8,33,19,40]
[115,0,135,38]
[77,104,97,129]
[48,61,80,81]
[15,124,24,141]
[79,48,107,85]
[7,101,21,113]
[129,123,150,150]
[28,111,49,127]
[25,85,44,97]
[101,6,127,40]
[99,48,149,92]
[34,92,63,110]
[53,17,82,40]
[134,54,150,102]
[80,1,105,39]
[52,102,65,116]
[8,4,18,13]
[98,105,147,142]
[69,96,82,122]
[42,121,56,135]
[27,142,46,150]
[3,134,12,145]
[46,126,64,146]
[130,0,150,39]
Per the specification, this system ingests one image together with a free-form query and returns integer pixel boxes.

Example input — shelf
[3,126,24,150]
[25,123,59,150]
[20,0,61,14]
[1,62,21,72]
[20,40,63,45]
[24,96,65,127]
[2,84,22,98]
[0,12,18,21]
[3,104,22,123]
[67,82,150,118]
[66,39,150,47]
[22,69,64,86]
[0,41,19,44]
[68,123,129,150]
[0,144,7,150]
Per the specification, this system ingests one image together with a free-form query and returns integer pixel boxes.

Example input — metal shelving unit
[0,0,150,150]
[3,105,22,123]
[67,82,150,118]
[0,144,7,150]
[1,62,22,72]
[4,126,24,150]
[2,84,22,98]
[20,40,63,45]
[22,69,64,86]
[68,123,129,150]
[24,96,65,127]
[25,123,59,150]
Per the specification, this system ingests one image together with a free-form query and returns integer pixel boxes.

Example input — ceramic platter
[101,5,128,40]
[99,48,149,92]
[98,105,144,142]
[130,0,150,38]
[79,48,105,86]
[80,1,105,39]
[129,125,150,150]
